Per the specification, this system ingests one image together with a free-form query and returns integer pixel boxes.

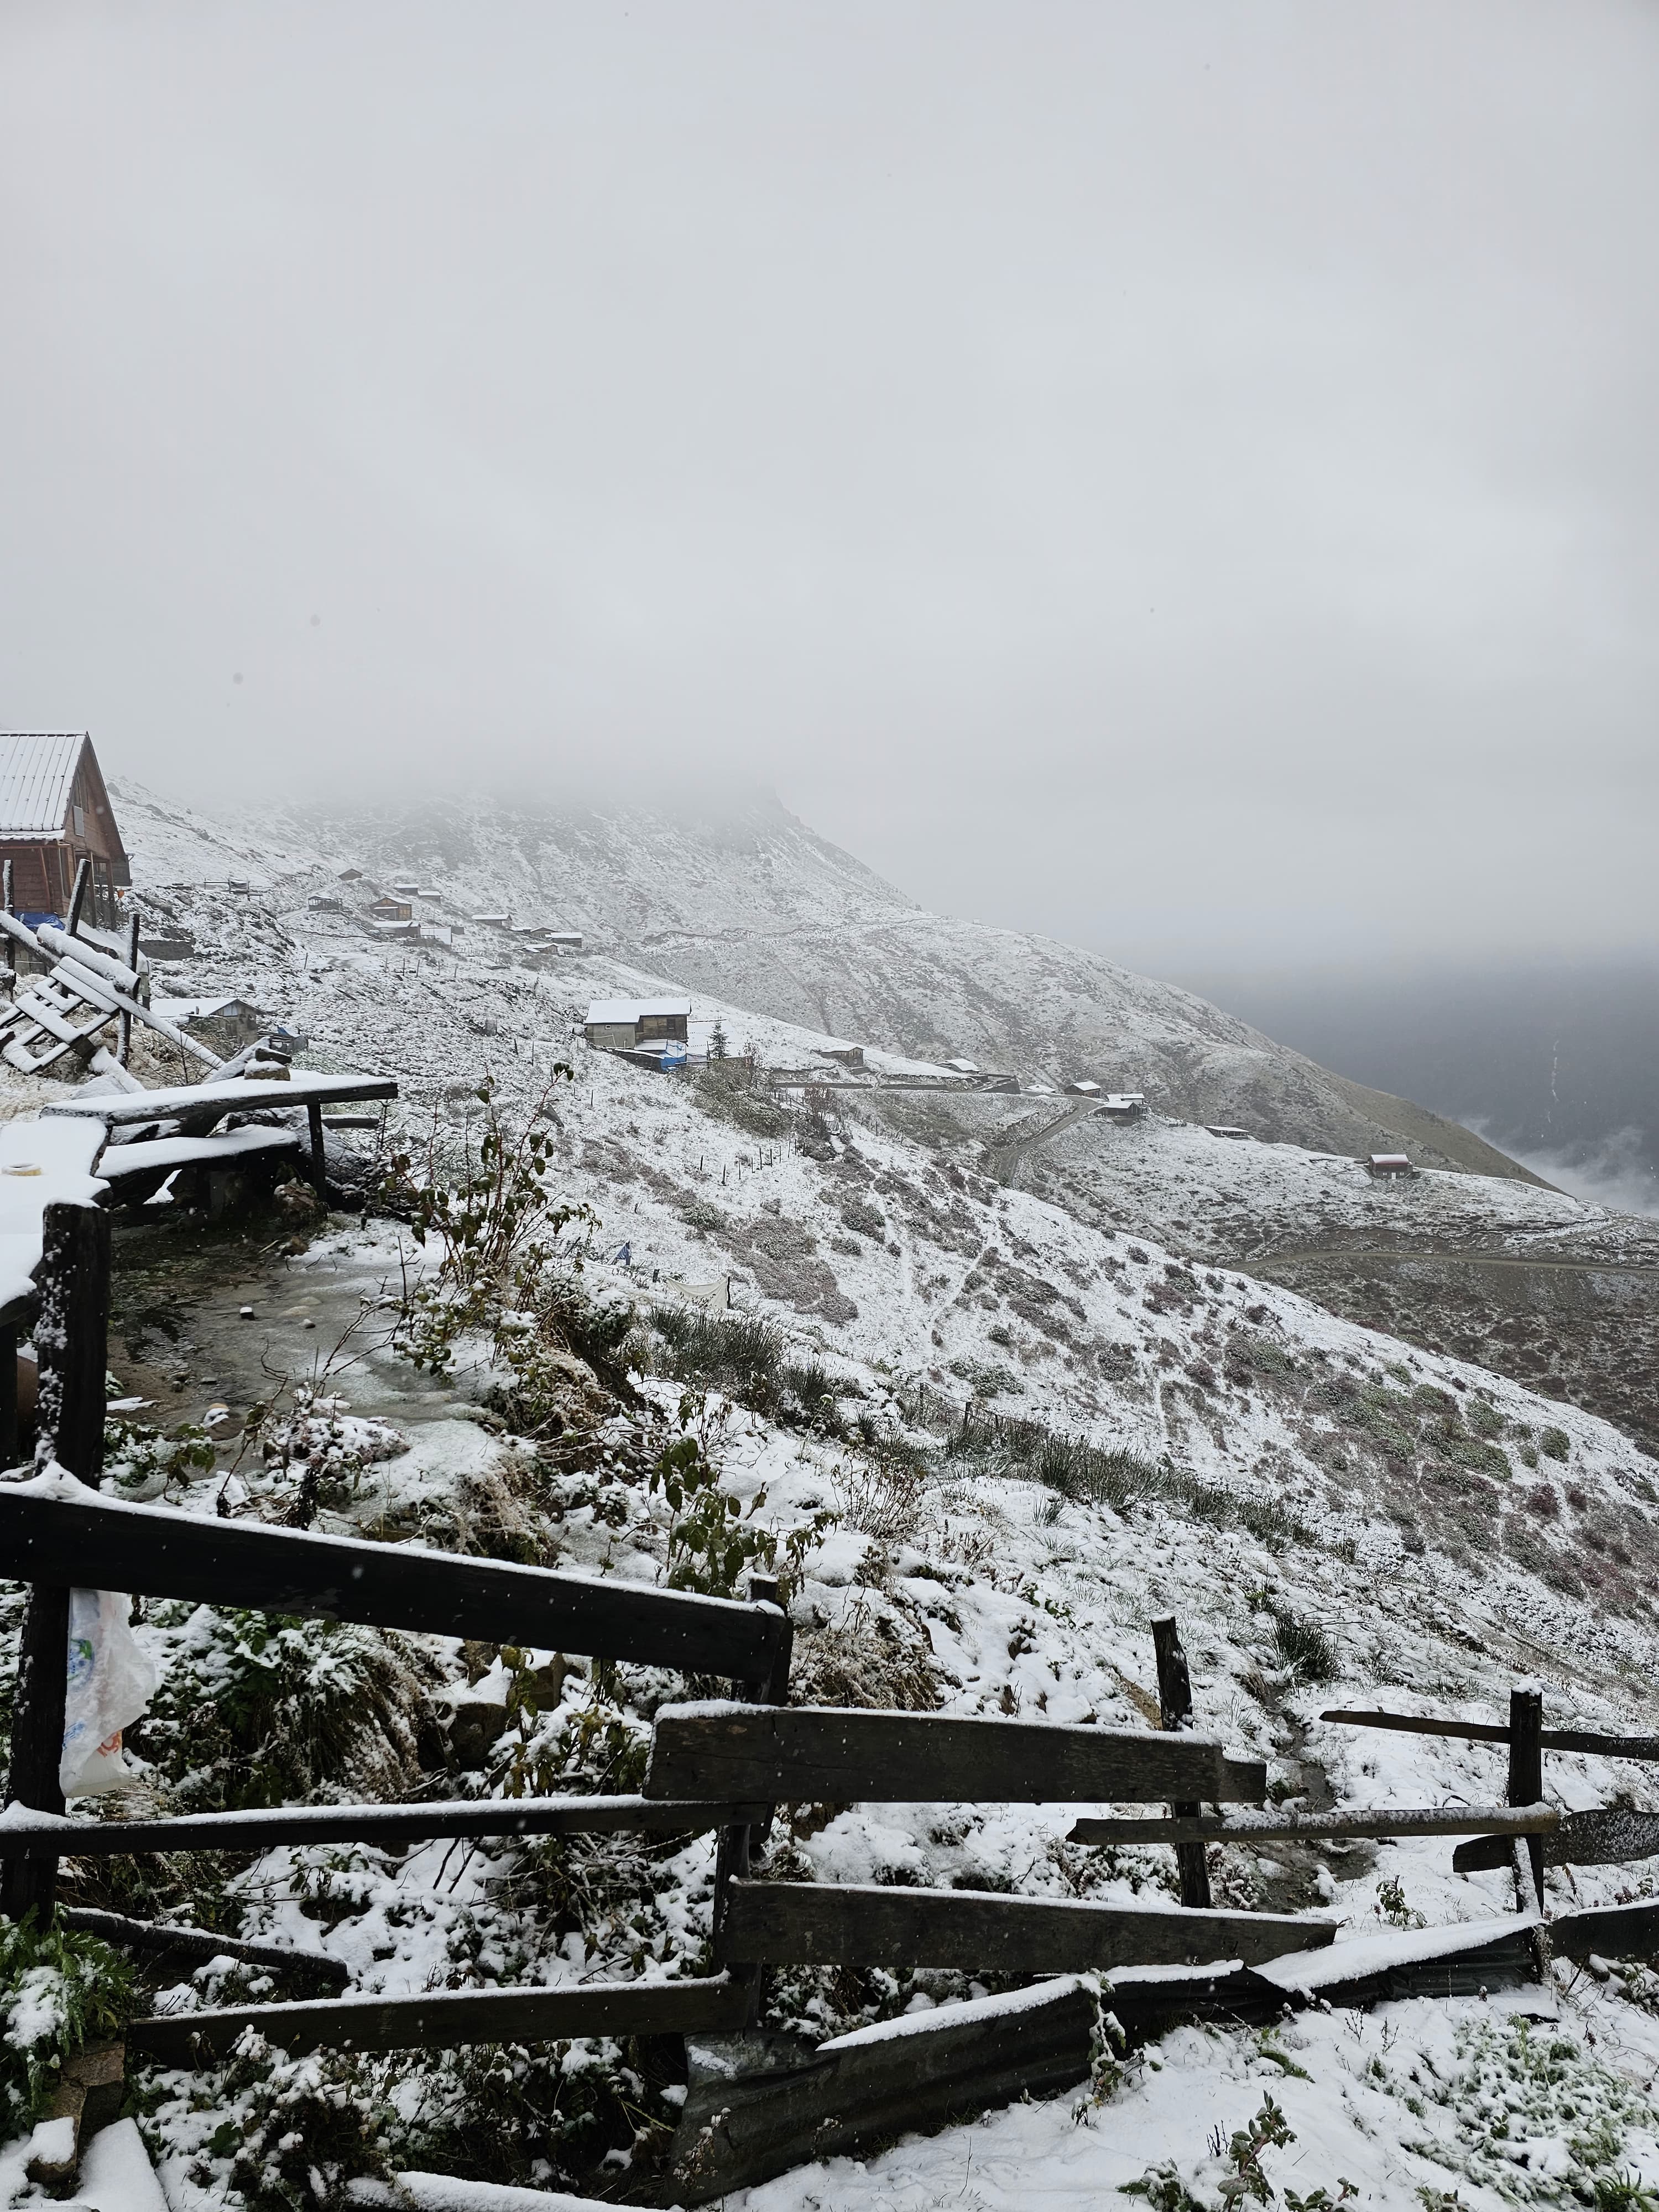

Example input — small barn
[585,998,692,1051]
[369,896,414,924]
[1368,1153,1416,1177]
[0,732,130,929]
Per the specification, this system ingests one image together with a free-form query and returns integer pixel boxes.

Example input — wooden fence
[8,1203,1659,2202]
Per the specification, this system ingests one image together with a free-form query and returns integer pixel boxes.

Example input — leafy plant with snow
[1395,2016,1659,2203]
[383,1070,586,1376]
[142,1604,431,1813]
[102,1414,217,1500]
[0,1914,133,2125]
[648,1391,779,1598]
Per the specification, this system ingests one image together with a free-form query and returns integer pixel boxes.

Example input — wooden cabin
[585,998,692,1051]
[0,733,129,928]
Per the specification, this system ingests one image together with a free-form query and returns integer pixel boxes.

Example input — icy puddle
[106,1215,473,1441]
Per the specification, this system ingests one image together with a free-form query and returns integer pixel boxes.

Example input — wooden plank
[1070,1802,1557,1846]
[97,1128,302,1181]
[644,1703,1260,1807]
[1455,1807,1659,1874]
[718,1879,1333,1972]
[1322,1707,1659,1762]
[128,1974,753,2064]
[0,1489,787,1683]
[666,1919,1547,2205]
[1549,1900,1659,1962]
[667,1979,1100,2203]
[1152,1615,1211,1909]
[0,1793,769,1858]
[60,1907,350,1994]
[43,1072,397,1128]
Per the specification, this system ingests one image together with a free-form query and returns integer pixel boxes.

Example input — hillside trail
[989,1097,1102,1187]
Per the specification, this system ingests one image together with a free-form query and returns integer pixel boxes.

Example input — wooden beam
[0,1489,787,1684]
[1550,1900,1659,1963]
[128,1974,753,2064]
[1152,1615,1211,1909]
[1070,1802,1557,1846]
[718,1879,1333,1972]
[645,1704,1262,1807]
[1321,1707,1659,1762]
[666,1976,1100,2203]
[0,1793,770,1859]
[60,1907,350,1994]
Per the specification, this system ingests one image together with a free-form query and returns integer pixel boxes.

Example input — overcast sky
[2,3,1656,972]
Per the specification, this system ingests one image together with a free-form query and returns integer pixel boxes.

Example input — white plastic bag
[60,1588,158,1797]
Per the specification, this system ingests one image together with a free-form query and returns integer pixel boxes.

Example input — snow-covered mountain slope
[111,780,1537,1179]
[89,781,1659,1455]
[34,806,1659,2210]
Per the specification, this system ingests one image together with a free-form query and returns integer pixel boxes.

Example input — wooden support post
[714,1573,793,2027]
[306,1100,327,1193]
[1152,1615,1212,1909]
[6,1205,112,1923]
[34,1201,111,1481]
[118,909,140,1067]
[1,1584,71,1922]
[1508,1686,1546,1916]
[65,857,90,940]
[2,858,13,985]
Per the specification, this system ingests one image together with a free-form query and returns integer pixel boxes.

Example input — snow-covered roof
[0,732,87,838]
[586,998,692,1024]
[150,996,251,1021]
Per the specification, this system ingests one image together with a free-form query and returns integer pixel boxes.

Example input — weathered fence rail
[0,1487,787,1683]
[718,1877,1333,1973]
[0,1794,770,1859]
[1322,1707,1659,1763]
[129,1975,754,2067]
[643,1701,1265,1805]
[1070,1802,1557,1846]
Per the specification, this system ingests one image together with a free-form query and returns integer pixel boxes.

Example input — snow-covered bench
[44,1069,397,1201]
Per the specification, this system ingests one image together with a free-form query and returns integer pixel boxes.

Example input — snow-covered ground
[6,791,1659,2208]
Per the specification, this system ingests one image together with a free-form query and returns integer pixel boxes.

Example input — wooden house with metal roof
[0,734,129,928]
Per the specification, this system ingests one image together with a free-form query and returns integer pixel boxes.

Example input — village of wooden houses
[4,729,1659,2212]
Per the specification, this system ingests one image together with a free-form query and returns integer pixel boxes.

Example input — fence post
[306,1102,327,1194]
[34,1203,111,1482]
[712,1573,793,2026]
[1507,1684,1546,1916]
[1152,1615,1212,1910]
[2,1203,111,1924]
[0,1323,16,1468]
